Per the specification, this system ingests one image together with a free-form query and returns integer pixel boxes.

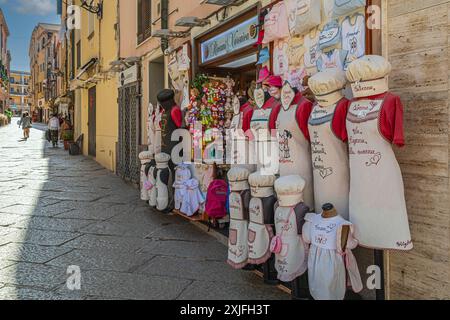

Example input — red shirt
[352,92,405,147]
[170,106,183,128]
[331,98,350,142]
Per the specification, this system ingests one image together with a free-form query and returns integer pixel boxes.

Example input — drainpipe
[160,0,169,52]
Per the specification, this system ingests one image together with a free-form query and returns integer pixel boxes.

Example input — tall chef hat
[227,167,250,191]
[309,69,347,96]
[155,152,171,165]
[139,151,153,164]
[248,171,276,197]
[346,55,392,83]
[275,175,306,207]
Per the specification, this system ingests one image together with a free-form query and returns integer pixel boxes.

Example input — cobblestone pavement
[0,119,288,300]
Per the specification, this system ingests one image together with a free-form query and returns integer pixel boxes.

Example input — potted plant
[62,129,74,150]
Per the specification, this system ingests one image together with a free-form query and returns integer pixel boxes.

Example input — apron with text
[227,191,250,269]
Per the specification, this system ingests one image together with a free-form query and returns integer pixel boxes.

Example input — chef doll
[345,55,412,251]
[274,81,314,210]
[308,69,350,219]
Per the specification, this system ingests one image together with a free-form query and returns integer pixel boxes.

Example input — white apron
[304,213,363,300]
[346,96,413,250]
[148,165,157,207]
[308,102,350,218]
[227,191,249,269]
[140,162,150,201]
[228,112,255,171]
[247,188,275,265]
[276,101,315,210]
[274,206,308,282]
[250,100,279,174]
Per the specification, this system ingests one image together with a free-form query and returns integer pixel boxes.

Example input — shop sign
[200,15,258,64]
[118,65,139,87]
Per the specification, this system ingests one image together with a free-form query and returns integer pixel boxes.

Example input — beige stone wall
[385,0,450,299]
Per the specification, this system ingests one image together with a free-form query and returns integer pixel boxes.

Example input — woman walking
[18,112,32,140]
[48,114,60,148]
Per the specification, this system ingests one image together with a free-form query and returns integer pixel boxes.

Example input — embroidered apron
[276,101,315,210]
[228,191,250,269]
[346,97,412,250]
[228,112,254,171]
[247,188,276,265]
[250,100,278,172]
[309,102,350,218]
[274,207,308,282]
[140,161,150,201]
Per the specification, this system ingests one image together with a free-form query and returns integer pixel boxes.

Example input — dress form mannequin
[275,81,314,210]
[272,175,310,283]
[346,55,412,250]
[308,69,350,219]
[227,167,252,269]
[303,203,363,300]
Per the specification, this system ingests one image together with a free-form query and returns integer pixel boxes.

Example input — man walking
[48,114,60,148]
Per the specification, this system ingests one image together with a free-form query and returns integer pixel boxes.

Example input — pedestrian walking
[18,112,32,140]
[48,114,60,148]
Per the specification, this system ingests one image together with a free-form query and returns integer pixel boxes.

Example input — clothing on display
[227,167,252,269]
[303,210,363,300]
[146,160,157,207]
[180,179,205,217]
[285,0,322,37]
[287,36,306,67]
[155,153,173,212]
[262,1,290,44]
[342,14,366,62]
[308,70,350,218]
[304,29,320,74]
[247,172,277,265]
[346,55,412,250]
[273,39,290,76]
[332,0,367,18]
[173,164,192,210]
[316,49,349,72]
[275,86,314,210]
[318,19,342,51]
[272,175,309,282]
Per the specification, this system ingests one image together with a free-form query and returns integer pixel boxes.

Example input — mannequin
[275,81,314,210]
[303,203,362,300]
[227,167,252,269]
[154,153,173,212]
[272,175,309,283]
[308,69,350,219]
[245,76,282,174]
[156,89,183,169]
[346,55,412,251]
[139,151,153,201]
[247,171,278,284]
[173,163,192,211]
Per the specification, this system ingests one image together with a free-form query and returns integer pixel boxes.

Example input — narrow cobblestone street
[0,120,287,300]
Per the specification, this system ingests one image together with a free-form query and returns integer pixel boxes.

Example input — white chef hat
[309,69,347,96]
[155,153,171,167]
[346,55,392,83]
[248,171,276,197]
[139,151,153,164]
[227,167,250,191]
[275,175,306,207]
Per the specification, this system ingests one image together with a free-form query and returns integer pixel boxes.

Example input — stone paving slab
[0,243,73,264]
[61,234,150,252]
[0,286,72,300]
[11,216,95,233]
[3,229,82,246]
[0,213,31,227]
[55,270,192,300]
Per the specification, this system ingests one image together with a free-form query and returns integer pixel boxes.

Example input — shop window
[137,0,152,45]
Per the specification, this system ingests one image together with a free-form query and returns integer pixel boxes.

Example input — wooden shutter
[137,0,143,43]
[137,0,151,44]
[143,0,152,41]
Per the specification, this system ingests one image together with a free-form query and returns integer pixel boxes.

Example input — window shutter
[144,0,152,40]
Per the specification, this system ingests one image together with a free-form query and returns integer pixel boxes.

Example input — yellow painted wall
[74,0,118,171]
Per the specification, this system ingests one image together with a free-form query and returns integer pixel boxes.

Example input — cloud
[14,0,56,16]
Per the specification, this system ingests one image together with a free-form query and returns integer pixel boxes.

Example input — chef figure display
[154,153,173,212]
[226,95,254,171]
[303,203,363,300]
[247,171,278,283]
[271,175,310,283]
[275,81,314,210]
[139,151,153,201]
[308,69,350,218]
[227,167,252,269]
[345,55,412,250]
[245,73,282,174]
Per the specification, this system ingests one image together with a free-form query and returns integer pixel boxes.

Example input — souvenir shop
[139,0,413,300]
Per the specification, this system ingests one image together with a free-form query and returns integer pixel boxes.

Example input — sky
[0,0,60,72]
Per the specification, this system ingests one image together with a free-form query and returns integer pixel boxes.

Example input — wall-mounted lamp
[81,0,103,19]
